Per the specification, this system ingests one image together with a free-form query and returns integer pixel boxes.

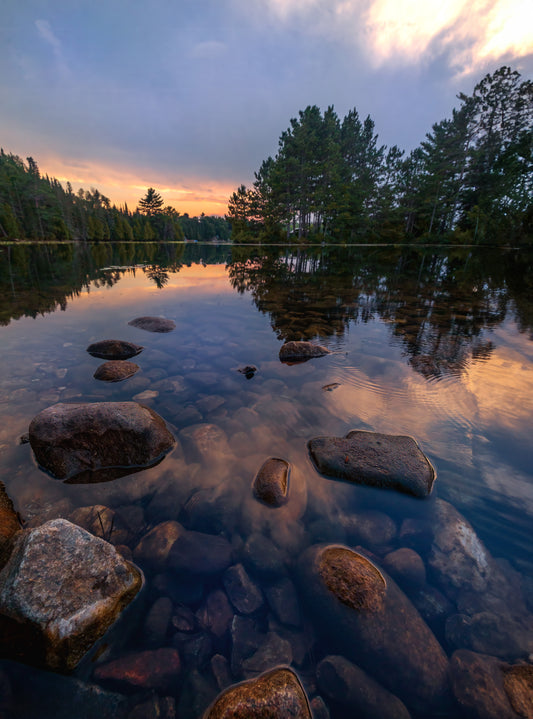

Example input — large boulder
[297,544,450,714]
[203,667,311,718]
[128,316,176,333]
[86,340,144,360]
[308,430,436,497]
[0,519,143,672]
[29,402,175,481]
[279,341,330,363]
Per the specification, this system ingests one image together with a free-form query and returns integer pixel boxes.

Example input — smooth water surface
[0,242,532,718]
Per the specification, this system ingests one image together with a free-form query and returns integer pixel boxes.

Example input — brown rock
[196,589,233,639]
[308,430,436,497]
[128,316,176,333]
[0,481,20,569]
[93,648,180,692]
[253,457,290,507]
[449,649,519,719]
[297,544,450,714]
[93,361,139,382]
[87,340,144,360]
[29,402,175,481]
[279,341,330,363]
[133,521,184,574]
[0,519,143,672]
[223,563,264,614]
[503,664,533,719]
[203,667,311,718]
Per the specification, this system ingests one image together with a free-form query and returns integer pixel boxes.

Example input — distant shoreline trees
[227,66,533,245]
[0,160,230,243]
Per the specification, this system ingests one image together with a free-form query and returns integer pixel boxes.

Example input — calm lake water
[0,241,532,718]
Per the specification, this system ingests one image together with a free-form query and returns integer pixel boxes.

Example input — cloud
[35,19,71,78]
[190,41,227,60]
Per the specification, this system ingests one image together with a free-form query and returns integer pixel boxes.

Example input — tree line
[0,156,230,242]
[227,66,533,244]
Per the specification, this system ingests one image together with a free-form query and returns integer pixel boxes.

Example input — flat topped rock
[128,317,176,333]
[87,340,143,360]
[29,402,175,481]
[93,361,139,382]
[204,667,311,718]
[279,341,330,363]
[308,430,436,497]
[253,457,290,507]
[0,519,143,672]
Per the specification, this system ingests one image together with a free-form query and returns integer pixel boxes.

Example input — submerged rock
[297,544,450,714]
[253,457,290,507]
[128,316,176,333]
[449,649,521,719]
[237,365,257,379]
[503,664,533,719]
[317,654,411,719]
[279,341,330,363]
[29,402,175,481]
[93,647,181,693]
[308,430,436,497]
[93,361,139,382]
[204,667,311,718]
[87,340,144,360]
[0,519,143,672]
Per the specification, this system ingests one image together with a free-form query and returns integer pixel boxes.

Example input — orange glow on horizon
[38,155,236,217]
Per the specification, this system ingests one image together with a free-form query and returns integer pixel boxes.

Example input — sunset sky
[1,0,532,216]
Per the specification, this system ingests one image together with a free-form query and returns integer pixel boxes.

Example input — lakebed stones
[203,667,311,718]
[308,430,436,497]
[279,341,330,363]
[128,316,176,333]
[29,401,175,481]
[0,519,143,672]
[93,360,139,382]
[93,647,181,693]
[297,544,450,713]
[253,457,290,507]
[86,340,144,360]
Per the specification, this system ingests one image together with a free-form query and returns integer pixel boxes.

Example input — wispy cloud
[190,41,227,60]
[35,19,71,78]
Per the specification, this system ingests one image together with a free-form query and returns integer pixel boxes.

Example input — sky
[1,0,532,216]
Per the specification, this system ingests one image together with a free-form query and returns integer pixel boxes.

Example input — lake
[0,241,532,718]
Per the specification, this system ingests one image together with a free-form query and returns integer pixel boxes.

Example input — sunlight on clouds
[364,0,533,68]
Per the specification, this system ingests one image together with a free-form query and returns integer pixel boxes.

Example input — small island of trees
[227,66,532,245]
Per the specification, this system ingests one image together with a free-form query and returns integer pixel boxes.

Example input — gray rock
[297,544,450,714]
[316,654,411,719]
[93,361,139,382]
[242,533,287,578]
[223,564,264,614]
[128,316,176,333]
[340,509,397,550]
[168,530,233,575]
[279,341,330,363]
[230,615,265,676]
[204,667,311,718]
[87,340,143,360]
[308,430,436,497]
[241,633,293,677]
[29,402,175,481]
[0,519,143,672]
[253,457,290,508]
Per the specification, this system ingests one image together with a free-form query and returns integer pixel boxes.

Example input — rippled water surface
[0,242,532,718]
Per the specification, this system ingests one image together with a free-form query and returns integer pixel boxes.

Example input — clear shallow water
[0,242,532,718]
